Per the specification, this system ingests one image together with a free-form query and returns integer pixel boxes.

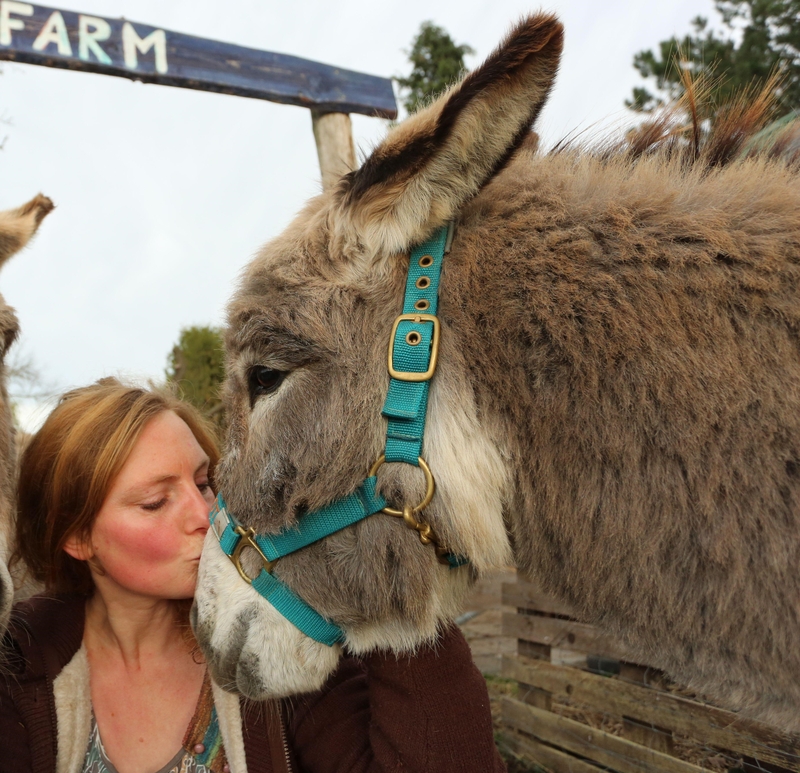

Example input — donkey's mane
[553,73,799,172]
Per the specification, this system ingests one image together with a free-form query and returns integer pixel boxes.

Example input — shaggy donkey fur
[0,194,53,635]
[193,14,800,730]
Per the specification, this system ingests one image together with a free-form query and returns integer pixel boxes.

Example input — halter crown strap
[382,227,448,465]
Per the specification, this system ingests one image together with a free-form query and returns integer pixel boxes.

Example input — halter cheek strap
[210,224,468,646]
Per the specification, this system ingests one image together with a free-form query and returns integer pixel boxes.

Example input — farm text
[0,1,167,73]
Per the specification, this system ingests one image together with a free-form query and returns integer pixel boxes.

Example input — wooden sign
[0,1,397,118]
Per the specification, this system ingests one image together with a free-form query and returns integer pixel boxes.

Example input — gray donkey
[0,194,53,635]
[194,13,800,731]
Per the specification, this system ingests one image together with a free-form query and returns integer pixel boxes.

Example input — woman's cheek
[133,523,182,560]
[96,519,184,578]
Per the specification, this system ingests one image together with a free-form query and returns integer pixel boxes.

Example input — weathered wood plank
[502,697,706,773]
[518,639,552,661]
[517,681,553,711]
[0,2,397,117]
[499,729,608,773]
[503,611,636,662]
[621,716,675,756]
[502,580,577,616]
[311,110,356,190]
[501,656,800,772]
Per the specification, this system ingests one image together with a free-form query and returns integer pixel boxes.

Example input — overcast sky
[0,0,717,430]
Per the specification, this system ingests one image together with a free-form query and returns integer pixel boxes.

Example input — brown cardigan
[0,596,505,773]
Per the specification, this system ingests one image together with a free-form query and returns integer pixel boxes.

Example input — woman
[0,379,504,773]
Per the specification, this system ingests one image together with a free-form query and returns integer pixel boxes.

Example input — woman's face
[83,410,215,601]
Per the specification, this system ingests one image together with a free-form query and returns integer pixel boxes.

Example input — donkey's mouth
[198,600,341,699]
[193,527,341,698]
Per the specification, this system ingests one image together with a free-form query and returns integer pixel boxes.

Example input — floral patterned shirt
[82,672,227,773]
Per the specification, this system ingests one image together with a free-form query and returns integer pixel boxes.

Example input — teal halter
[209,224,467,646]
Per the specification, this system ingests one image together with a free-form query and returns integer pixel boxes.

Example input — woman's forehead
[112,412,209,489]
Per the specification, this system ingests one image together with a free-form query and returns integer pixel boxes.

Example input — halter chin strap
[210,224,468,646]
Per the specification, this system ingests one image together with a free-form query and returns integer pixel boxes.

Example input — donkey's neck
[441,151,800,644]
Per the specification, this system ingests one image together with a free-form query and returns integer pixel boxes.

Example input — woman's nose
[187,486,211,533]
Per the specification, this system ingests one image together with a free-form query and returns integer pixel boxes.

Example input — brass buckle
[387,314,440,382]
[232,525,278,584]
[369,454,435,516]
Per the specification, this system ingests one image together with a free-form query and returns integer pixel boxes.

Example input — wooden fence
[498,578,800,773]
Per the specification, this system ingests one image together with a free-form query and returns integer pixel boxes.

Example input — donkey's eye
[248,366,286,401]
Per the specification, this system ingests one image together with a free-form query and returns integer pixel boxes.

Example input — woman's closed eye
[141,497,167,512]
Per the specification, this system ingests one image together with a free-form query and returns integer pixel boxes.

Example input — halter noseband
[210,224,467,646]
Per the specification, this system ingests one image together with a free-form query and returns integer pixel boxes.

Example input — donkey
[0,194,53,635]
[193,13,800,731]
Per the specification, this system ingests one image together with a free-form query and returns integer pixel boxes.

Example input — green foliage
[166,325,225,430]
[628,0,800,114]
[395,21,474,115]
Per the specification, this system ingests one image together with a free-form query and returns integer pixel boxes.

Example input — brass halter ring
[368,454,435,515]
[369,455,452,565]
[232,525,278,584]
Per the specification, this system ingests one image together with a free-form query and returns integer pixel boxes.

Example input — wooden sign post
[0,1,397,187]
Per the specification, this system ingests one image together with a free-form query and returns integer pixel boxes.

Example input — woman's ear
[63,532,92,562]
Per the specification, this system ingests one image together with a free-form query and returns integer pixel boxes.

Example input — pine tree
[395,21,474,115]
[166,325,226,431]
[628,0,800,115]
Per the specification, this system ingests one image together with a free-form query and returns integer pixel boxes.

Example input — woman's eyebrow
[120,458,210,501]
[119,475,178,502]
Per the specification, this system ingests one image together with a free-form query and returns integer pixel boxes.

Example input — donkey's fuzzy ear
[0,194,54,268]
[331,14,563,258]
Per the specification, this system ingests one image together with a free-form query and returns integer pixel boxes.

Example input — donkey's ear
[0,194,54,268]
[331,14,563,257]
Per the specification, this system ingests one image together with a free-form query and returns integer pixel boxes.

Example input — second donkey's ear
[0,194,54,268]
[331,14,563,259]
